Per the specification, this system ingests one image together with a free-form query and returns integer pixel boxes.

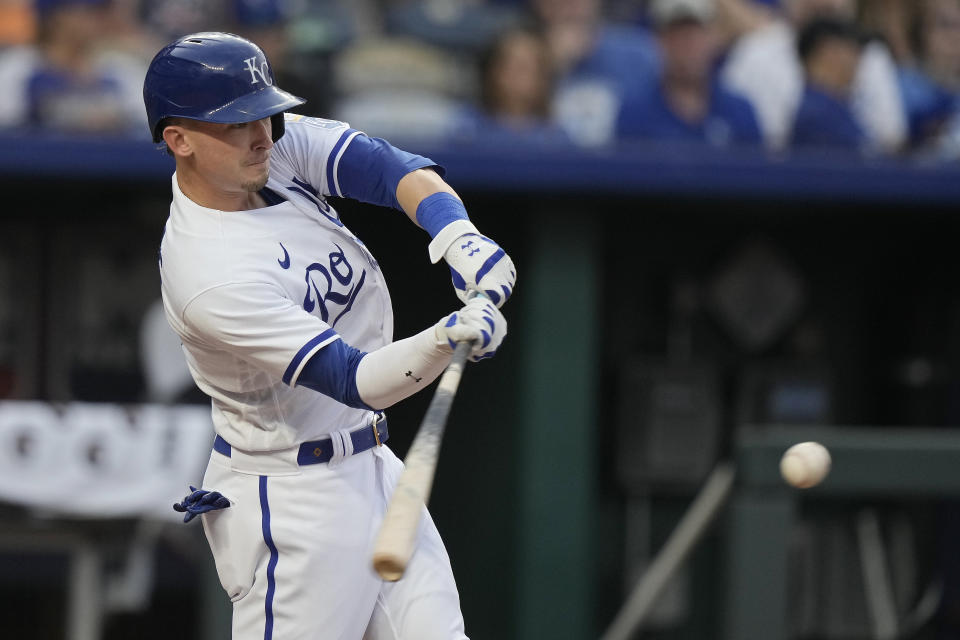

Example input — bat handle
[466,288,488,303]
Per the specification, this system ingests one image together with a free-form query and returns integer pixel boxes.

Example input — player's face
[181,117,274,194]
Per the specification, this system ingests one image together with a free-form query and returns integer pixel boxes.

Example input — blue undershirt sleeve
[296,339,372,410]
[334,132,446,210]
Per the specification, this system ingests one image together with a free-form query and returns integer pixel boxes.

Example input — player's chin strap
[173,486,231,523]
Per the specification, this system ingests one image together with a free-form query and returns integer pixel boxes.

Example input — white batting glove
[434,296,507,361]
[443,234,516,308]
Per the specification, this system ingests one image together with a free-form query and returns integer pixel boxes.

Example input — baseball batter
[142,33,516,640]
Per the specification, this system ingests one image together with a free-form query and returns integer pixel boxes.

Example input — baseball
[780,441,831,488]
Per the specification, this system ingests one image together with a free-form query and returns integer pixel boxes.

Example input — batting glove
[173,486,230,523]
[443,234,516,308]
[435,296,507,362]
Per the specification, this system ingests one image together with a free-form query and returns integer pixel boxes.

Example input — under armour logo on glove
[461,240,481,257]
[444,234,517,307]
[173,486,231,523]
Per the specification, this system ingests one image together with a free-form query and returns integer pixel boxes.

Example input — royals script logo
[243,56,273,86]
[277,242,365,328]
[303,244,365,327]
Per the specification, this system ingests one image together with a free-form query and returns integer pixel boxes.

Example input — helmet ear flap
[270,112,285,142]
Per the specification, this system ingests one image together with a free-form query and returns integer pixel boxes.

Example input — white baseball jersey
[160,114,397,451]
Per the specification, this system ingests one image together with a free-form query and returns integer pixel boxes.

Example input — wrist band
[417,193,480,263]
[416,192,469,238]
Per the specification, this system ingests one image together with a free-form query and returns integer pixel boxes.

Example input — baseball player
[142,32,516,640]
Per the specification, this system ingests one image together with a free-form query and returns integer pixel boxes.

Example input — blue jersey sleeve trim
[326,128,360,198]
[335,132,445,210]
[283,328,338,385]
[295,338,372,410]
[415,192,470,238]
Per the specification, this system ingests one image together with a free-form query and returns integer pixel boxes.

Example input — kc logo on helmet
[243,56,273,86]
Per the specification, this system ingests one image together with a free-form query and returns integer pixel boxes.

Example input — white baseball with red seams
[780,441,832,489]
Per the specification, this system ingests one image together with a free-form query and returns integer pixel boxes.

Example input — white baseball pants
[199,442,469,640]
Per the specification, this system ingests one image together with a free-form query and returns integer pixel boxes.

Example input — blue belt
[213,415,388,466]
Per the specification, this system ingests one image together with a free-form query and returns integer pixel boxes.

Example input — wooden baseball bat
[372,338,473,581]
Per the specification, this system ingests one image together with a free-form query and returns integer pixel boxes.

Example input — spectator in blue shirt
[896,0,960,155]
[791,17,866,150]
[0,0,146,135]
[616,0,762,147]
[531,0,660,146]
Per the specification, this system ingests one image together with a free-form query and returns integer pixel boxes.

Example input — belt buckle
[372,412,384,447]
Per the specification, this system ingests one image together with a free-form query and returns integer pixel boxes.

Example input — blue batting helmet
[143,32,305,143]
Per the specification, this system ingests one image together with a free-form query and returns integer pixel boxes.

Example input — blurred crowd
[1,0,960,159]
